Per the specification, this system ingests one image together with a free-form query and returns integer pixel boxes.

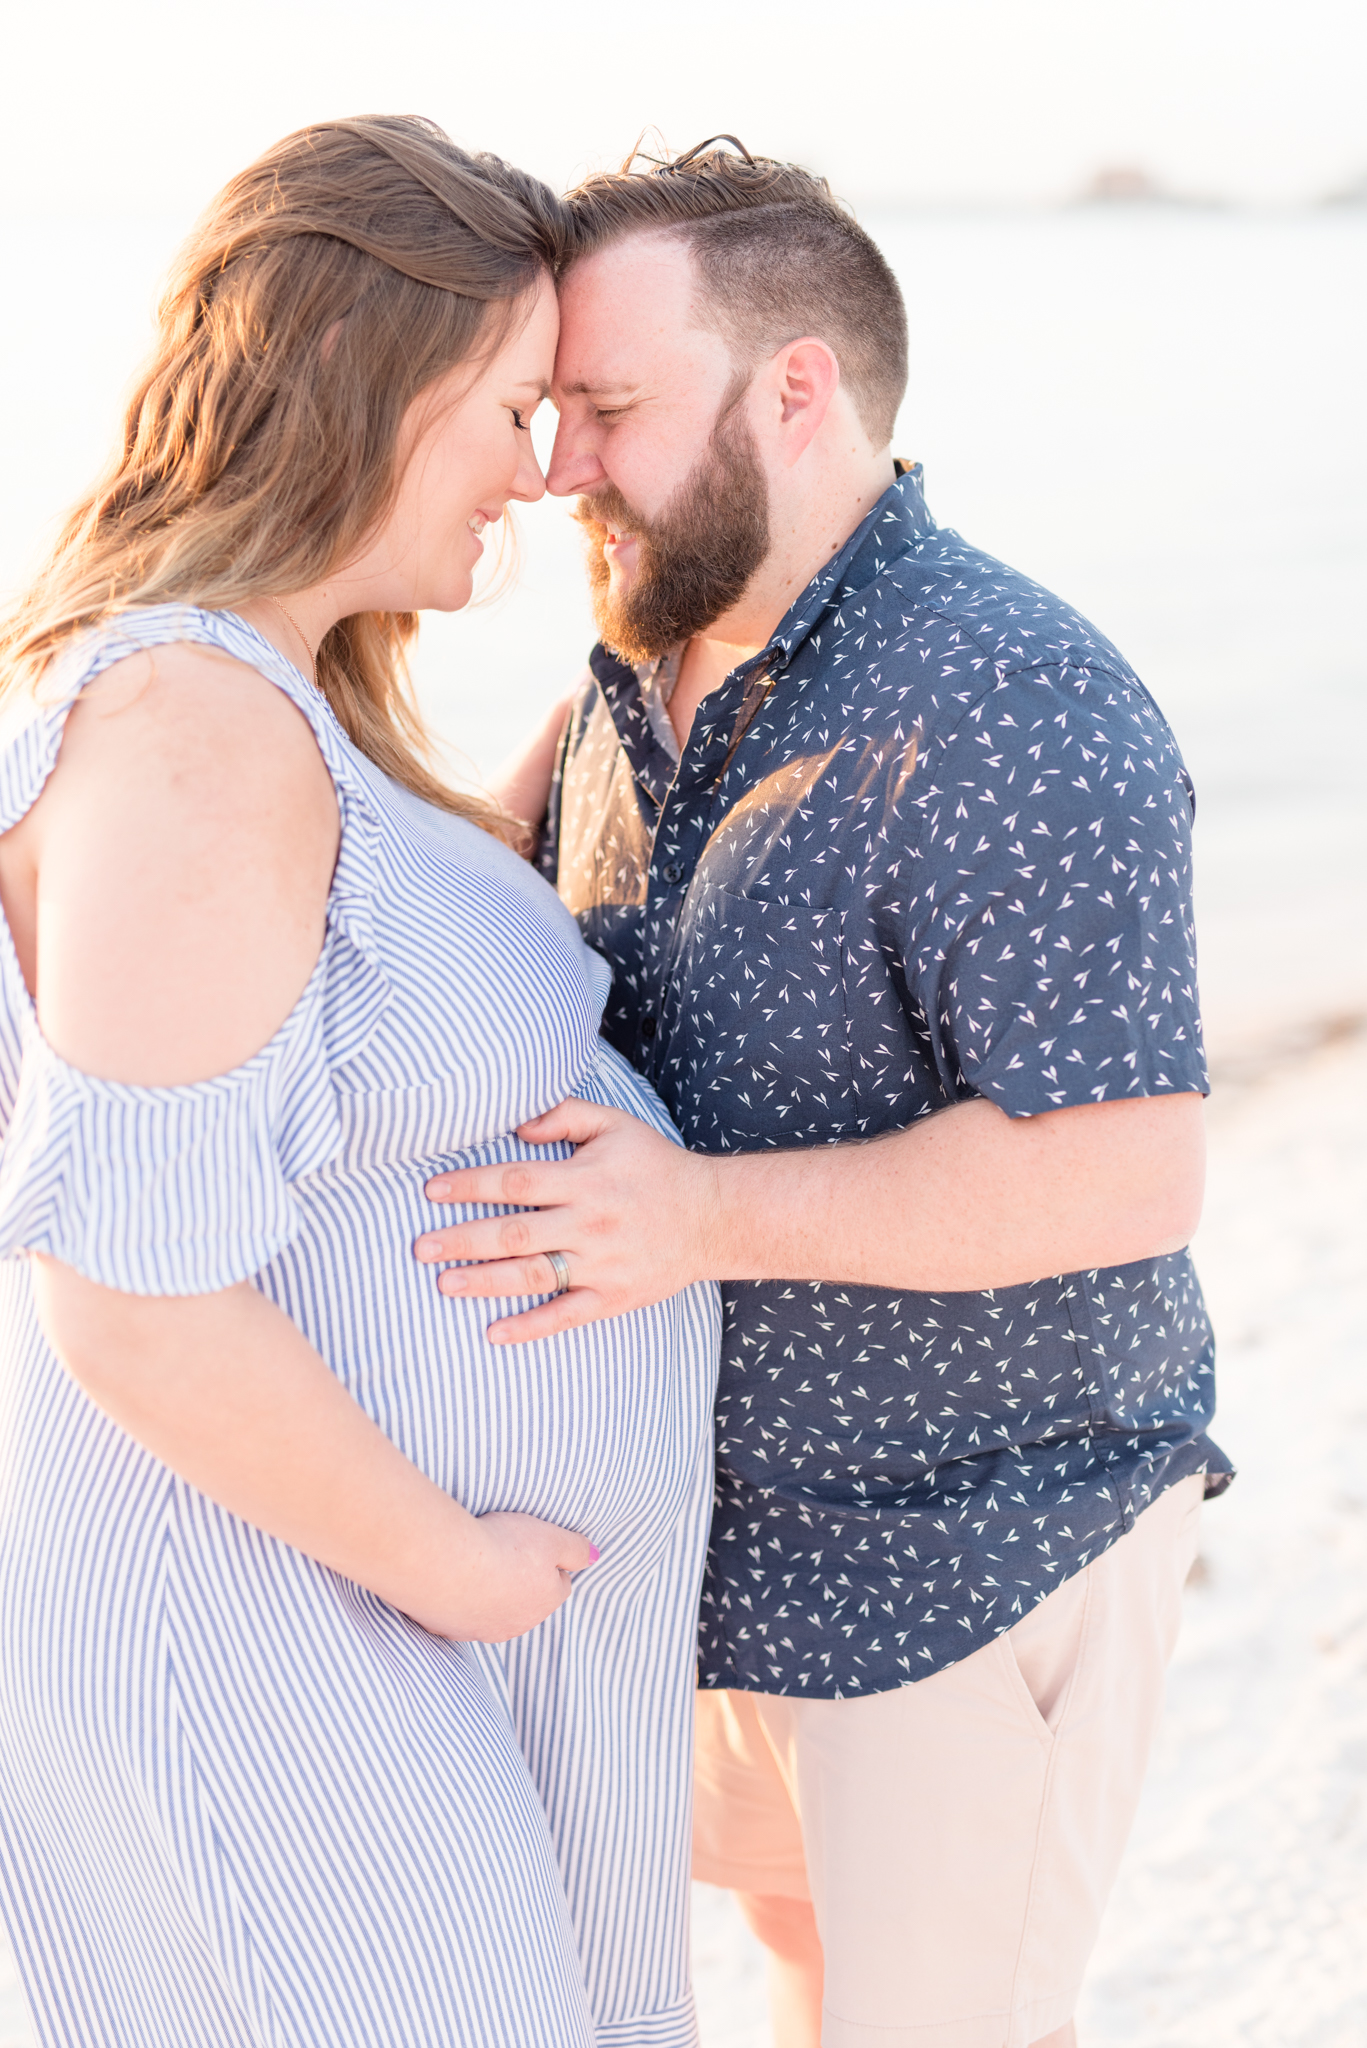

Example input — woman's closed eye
[510,407,529,431]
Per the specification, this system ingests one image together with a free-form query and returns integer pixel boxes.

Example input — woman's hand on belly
[454,1511,601,1642]
[416,1098,721,1343]
[34,1259,599,1642]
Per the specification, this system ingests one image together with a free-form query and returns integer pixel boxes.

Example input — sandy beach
[692,1021,1367,2048]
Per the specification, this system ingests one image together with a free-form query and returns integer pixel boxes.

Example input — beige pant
[693,1475,1204,2048]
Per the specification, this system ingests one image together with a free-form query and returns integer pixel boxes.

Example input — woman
[0,118,719,2048]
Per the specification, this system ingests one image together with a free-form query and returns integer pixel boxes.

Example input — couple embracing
[0,116,1228,2048]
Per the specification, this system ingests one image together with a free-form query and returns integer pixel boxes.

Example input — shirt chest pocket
[679,891,859,1146]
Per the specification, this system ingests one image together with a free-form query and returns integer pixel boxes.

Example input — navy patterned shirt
[541,465,1231,1698]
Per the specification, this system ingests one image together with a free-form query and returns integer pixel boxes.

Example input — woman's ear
[774,337,841,463]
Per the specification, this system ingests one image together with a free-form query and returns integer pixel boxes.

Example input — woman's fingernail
[427,1179,450,1199]
[438,1271,467,1294]
[588,1544,601,1563]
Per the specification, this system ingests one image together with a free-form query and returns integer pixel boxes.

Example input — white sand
[693,1025,1367,2047]
[1075,1026,1367,2046]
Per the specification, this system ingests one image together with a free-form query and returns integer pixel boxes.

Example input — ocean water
[0,207,1364,2043]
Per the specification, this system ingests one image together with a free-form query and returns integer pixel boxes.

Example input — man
[421,140,1229,2048]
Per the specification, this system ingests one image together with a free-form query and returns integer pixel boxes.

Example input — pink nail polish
[588,1544,601,1563]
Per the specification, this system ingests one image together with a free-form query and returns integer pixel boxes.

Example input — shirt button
[662,862,685,885]
[640,1016,658,1040]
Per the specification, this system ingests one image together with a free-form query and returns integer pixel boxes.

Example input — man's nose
[545,417,607,498]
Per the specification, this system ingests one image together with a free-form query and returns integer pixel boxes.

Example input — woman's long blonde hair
[0,115,570,828]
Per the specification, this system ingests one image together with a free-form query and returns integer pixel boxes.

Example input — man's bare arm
[415,1090,1205,1342]
[486,692,573,845]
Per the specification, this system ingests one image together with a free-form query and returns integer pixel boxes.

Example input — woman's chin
[416,572,477,616]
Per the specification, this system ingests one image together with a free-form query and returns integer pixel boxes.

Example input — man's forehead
[554,232,718,390]
[564,227,694,296]
[558,233,694,333]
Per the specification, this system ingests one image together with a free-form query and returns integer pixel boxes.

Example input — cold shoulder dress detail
[0,607,721,2048]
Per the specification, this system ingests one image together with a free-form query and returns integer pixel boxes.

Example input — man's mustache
[572,487,647,544]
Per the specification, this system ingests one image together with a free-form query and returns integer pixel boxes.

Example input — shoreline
[1205,1010,1367,1098]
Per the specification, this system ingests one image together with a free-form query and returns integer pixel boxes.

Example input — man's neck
[669,447,898,753]
[669,634,762,751]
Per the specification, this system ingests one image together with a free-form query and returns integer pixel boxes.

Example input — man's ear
[772,337,841,465]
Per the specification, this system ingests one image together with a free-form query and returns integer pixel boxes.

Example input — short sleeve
[905,665,1208,1116]
[0,958,344,1296]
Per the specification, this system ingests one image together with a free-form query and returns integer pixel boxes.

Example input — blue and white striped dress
[0,608,721,2048]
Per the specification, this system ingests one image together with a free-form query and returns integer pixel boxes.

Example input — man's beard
[573,400,771,667]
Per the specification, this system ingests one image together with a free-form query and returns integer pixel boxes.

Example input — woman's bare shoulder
[18,640,342,1085]
[67,638,333,774]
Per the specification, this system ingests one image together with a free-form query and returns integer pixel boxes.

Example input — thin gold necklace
[265,596,317,685]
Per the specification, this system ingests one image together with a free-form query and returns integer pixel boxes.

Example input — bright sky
[3,0,1364,222]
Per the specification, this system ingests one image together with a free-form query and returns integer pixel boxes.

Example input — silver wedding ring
[546,1250,572,1296]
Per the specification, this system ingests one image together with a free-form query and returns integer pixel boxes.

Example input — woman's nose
[510,440,548,506]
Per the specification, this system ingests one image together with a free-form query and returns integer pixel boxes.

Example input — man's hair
[564,137,908,447]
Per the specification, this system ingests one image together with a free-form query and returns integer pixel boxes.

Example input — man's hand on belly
[414,1091,1205,1342]
[416,1100,726,1343]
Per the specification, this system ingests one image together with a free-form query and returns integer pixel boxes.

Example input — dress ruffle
[0,947,350,1293]
[0,605,397,1290]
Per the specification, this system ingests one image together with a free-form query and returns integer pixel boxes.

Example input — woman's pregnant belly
[257,1042,720,1556]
